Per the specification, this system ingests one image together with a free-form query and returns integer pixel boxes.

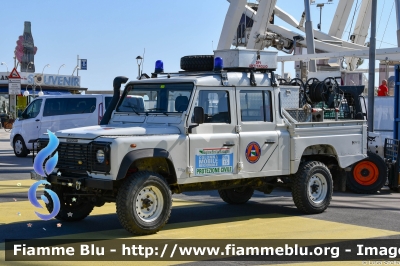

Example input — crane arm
[218,0,247,50]
[246,0,277,50]
[328,0,355,38]
[347,0,372,70]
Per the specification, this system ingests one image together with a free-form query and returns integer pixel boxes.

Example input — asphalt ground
[1,130,400,266]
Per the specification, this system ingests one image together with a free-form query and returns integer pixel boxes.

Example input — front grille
[57,142,90,172]
[37,139,111,174]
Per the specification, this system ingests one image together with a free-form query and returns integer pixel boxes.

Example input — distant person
[377,79,389,96]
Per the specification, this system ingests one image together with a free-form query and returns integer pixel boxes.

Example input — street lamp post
[136,56,143,80]
[23,84,31,97]
[38,85,44,97]
[311,0,333,31]
[1,62,9,73]
[42,64,50,76]
[33,64,50,97]
[72,65,79,76]
[317,3,324,31]
[58,64,65,75]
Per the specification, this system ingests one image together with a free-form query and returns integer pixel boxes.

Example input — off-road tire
[13,135,29,157]
[116,171,172,235]
[291,161,333,214]
[346,152,387,194]
[218,186,254,204]
[45,185,94,221]
[180,55,214,71]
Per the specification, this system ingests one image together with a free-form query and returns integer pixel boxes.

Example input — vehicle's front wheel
[218,186,254,204]
[13,135,28,157]
[116,171,172,235]
[291,161,333,214]
[45,185,94,221]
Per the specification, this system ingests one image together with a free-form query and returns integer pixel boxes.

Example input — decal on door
[245,142,261,164]
[195,148,233,176]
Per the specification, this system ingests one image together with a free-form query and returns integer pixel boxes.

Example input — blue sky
[0,0,398,91]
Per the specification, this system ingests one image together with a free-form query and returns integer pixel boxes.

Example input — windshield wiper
[120,105,140,115]
[147,108,169,116]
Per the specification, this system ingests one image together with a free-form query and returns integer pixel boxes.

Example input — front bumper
[30,171,46,180]
[30,171,113,190]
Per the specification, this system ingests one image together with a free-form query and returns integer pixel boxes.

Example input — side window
[66,98,96,114]
[43,98,67,117]
[240,91,264,121]
[104,97,112,110]
[25,99,42,119]
[239,90,273,122]
[193,90,230,123]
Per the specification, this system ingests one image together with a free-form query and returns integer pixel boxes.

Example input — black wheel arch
[116,148,177,184]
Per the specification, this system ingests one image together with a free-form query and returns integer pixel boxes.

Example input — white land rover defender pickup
[33,49,368,235]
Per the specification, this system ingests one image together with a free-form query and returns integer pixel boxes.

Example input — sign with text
[80,59,87,70]
[0,72,81,88]
[195,148,233,176]
[8,79,21,94]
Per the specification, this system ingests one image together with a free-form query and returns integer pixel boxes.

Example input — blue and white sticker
[195,148,233,176]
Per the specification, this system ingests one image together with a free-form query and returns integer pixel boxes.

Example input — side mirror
[21,113,28,119]
[193,107,204,124]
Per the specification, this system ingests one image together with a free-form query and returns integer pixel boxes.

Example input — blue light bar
[155,60,164,73]
[214,57,223,71]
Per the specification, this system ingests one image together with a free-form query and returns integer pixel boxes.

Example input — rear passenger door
[237,88,279,175]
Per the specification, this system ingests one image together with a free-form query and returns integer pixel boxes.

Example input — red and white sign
[249,60,269,69]
[8,67,21,94]
[8,67,21,79]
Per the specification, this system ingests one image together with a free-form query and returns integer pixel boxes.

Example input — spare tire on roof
[180,55,214,71]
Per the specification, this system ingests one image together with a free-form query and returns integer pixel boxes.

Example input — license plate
[30,171,44,180]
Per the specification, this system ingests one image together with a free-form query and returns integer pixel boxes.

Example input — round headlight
[96,149,105,163]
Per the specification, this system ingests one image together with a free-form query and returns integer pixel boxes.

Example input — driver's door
[188,87,238,181]
[21,99,43,144]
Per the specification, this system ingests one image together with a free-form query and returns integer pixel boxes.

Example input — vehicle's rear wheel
[291,161,333,214]
[116,171,172,235]
[180,55,214,71]
[346,152,387,194]
[13,135,28,157]
[45,185,94,221]
[218,186,254,204]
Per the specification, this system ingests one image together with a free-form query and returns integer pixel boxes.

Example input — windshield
[117,83,193,113]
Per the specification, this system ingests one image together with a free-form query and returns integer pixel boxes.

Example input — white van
[10,94,113,157]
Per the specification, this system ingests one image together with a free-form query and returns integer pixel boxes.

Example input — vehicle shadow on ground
[0,201,301,243]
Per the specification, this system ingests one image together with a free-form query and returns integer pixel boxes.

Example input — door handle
[35,119,40,122]
[265,139,275,144]
[223,143,235,147]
